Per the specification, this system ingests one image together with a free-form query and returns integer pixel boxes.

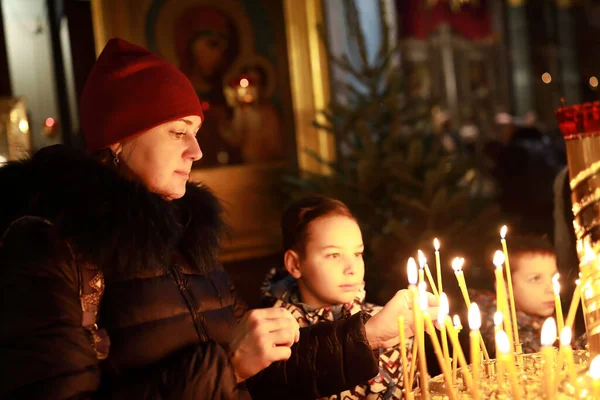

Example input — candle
[451,257,490,361]
[553,274,565,336]
[496,330,522,400]
[438,293,450,371]
[559,327,575,387]
[418,250,439,298]
[451,315,461,384]
[468,303,481,400]
[422,294,456,399]
[407,258,428,397]
[494,330,505,386]
[445,315,473,390]
[591,355,600,398]
[398,316,410,393]
[493,251,514,354]
[500,226,521,352]
[434,238,443,294]
[565,279,582,330]
[541,318,557,400]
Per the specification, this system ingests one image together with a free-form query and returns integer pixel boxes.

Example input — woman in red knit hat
[0,38,435,399]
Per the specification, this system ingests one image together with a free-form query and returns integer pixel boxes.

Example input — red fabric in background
[398,0,492,40]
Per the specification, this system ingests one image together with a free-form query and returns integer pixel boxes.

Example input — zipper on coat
[171,267,208,342]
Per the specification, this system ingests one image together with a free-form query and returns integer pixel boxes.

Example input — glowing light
[500,225,507,239]
[468,303,481,330]
[240,78,249,88]
[451,257,464,272]
[542,73,552,84]
[541,318,557,346]
[417,250,427,268]
[553,274,560,295]
[560,327,572,346]
[433,238,440,251]
[18,120,29,133]
[45,117,55,127]
[591,355,600,380]
[407,258,418,285]
[494,311,503,328]
[496,330,510,354]
[438,293,449,325]
[453,315,462,329]
[493,250,505,269]
[590,77,599,88]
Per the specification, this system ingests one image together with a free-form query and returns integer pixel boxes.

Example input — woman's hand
[229,308,300,382]
[364,289,439,349]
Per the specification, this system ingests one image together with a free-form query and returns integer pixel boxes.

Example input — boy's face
[292,215,365,308]
[511,253,558,318]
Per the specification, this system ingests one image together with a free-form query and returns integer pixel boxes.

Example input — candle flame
[453,314,462,329]
[493,250,505,269]
[541,318,557,346]
[438,293,449,324]
[591,355,600,380]
[496,330,510,354]
[407,258,418,285]
[553,279,560,296]
[560,327,572,346]
[500,225,507,239]
[451,257,464,272]
[240,78,249,88]
[417,250,427,268]
[576,279,581,286]
[433,238,440,251]
[468,303,481,330]
[494,311,503,327]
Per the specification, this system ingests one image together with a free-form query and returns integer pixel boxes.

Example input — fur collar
[0,145,226,280]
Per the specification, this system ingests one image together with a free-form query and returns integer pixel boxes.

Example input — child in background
[471,235,584,355]
[261,196,414,399]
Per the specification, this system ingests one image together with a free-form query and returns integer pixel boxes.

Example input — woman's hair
[484,235,556,275]
[281,195,356,255]
[92,148,114,166]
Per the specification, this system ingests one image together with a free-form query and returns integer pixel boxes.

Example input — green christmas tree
[284,0,503,303]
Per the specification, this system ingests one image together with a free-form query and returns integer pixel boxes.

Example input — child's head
[281,196,364,308]
[488,236,558,318]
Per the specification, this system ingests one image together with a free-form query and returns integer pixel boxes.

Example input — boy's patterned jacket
[261,269,414,399]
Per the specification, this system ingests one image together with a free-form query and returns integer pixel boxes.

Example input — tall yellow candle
[451,316,462,385]
[445,315,473,390]
[553,274,565,336]
[500,226,521,351]
[418,250,439,298]
[560,327,575,387]
[407,258,428,398]
[590,355,600,398]
[422,295,456,399]
[438,293,450,371]
[493,251,514,354]
[468,303,481,400]
[434,238,443,294]
[565,279,582,330]
[451,257,490,361]
[494,311,503,353]
[496,330,522,400]
[541,318,557,400]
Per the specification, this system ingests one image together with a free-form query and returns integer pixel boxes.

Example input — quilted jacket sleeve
[0,217,101,399]
[245,311,379,400]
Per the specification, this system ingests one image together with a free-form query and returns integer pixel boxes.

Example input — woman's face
[287,215,365,308]
[192,34,229,78]
[113,115,203,200]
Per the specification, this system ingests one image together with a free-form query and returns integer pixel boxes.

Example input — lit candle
[565,279,581,330]
[591,355,600,398]
[493,251,514,354]
[559,327,575,387]
[496,330,522,400]
[417,253,425,286]
[407,258,428,397]
[500,226,521,352]
[452,257,471,307]
[451,257,490,361]
[541,318,557,400]
[445,315,473,390]
[553,274,564,336]
[434,238,443,295]
[418,250,439,298]
[438,293,450,371]
[422,293,456,399]
[468,303,481,400]
[398,315,409,394]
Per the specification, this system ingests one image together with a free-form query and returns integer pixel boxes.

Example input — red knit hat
[80,38,204,152]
